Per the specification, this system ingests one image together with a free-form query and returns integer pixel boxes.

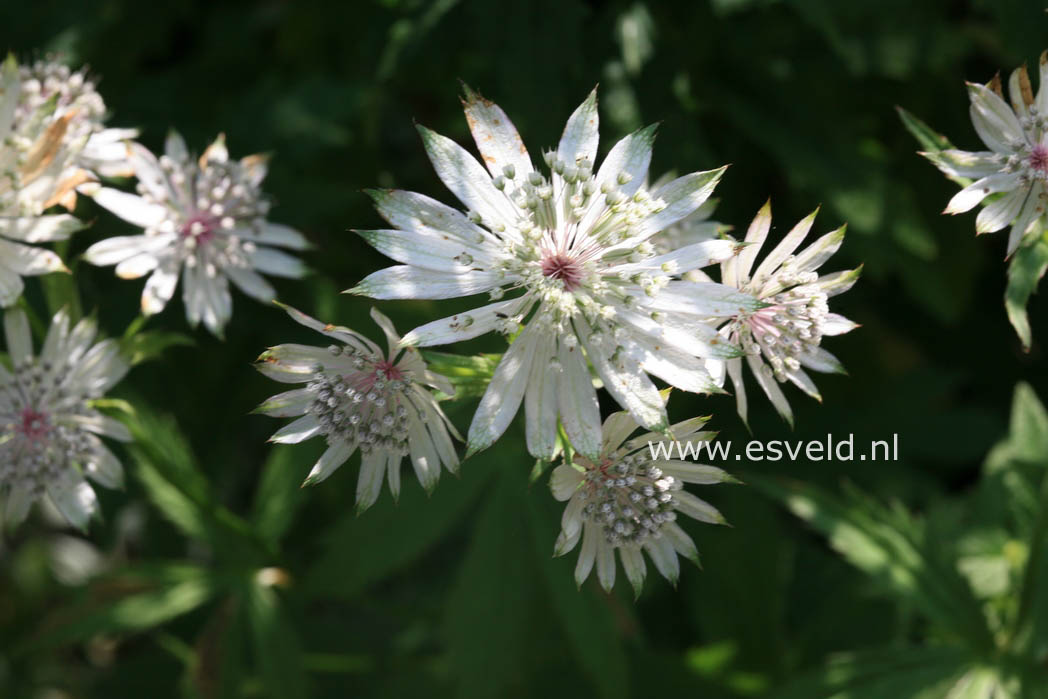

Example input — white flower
[15,57,139,178]
[924,58,1048,255]
[349,87,760,459]
[0,307,131,530]
[0,56,90,307]
[83,132,310,336]
[255,305,461,513]
[712,202,860,426]
[551,404,734,595]
[648,174,729,256]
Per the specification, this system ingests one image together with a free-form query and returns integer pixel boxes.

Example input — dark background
[2,0,1047,697]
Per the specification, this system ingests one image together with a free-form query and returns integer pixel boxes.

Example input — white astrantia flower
[82,132,310,336]
[924,58,1048,255]
[349,87,761,460]
[0,56,91,307]
[648,173,730,256]
[15,57,139,178]
[711,202,861,426]
[255,304,461,513]
[551,403,735,595]
[0,307,131,531]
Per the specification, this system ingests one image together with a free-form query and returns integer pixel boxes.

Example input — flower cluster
[0,52,864,595]
[551,403,734,594]
[0,56,90,306]
[83,133,309,335]
[255,305,460,512]
[1,308,130,529]
[924,55,1048,255]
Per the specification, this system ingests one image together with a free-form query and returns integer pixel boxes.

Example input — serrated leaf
[753,476,995,653]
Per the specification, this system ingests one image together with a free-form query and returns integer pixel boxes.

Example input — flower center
[306,346,413,456]
[1029,144,1048,174]
[540,251,585,291]
[579,453,681,547]
[18,407,50,441]
[180,212,217,244]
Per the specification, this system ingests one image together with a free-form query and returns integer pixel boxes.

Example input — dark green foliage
[2,1,1048,698]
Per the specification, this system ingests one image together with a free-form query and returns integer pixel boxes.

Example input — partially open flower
[255,305,460,513]
[712,202,860,426]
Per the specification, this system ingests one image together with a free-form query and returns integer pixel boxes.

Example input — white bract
[924,57,1048,254]
[0,308,131,530]
[0,56,90,307]
[712,202,860,426]
[83,132,309,336]
[15,57,138,178]
[349,87,760,460]
[551,404,733,595]
[255,305,460,513]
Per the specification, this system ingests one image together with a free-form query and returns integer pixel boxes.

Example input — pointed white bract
[15,57,138,178]
[0,56,90,307]
[0,307,131,531]
[551,405,732,595]
[350,87,758,459]
[924,58,1048,255]
[648,173,728,256]
[83,132,309,335]
[255,305,460,512]
[712,203,860,426]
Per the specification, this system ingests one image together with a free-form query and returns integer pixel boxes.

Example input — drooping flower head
[0,308,131,530]
[924,57,1048,254]
[713,202,860,426]
[349,87,761,459]
[0,56,90,306]
[15,57,138,178]
[551,402,735,595]
[83,132,309,336]
[255,305,460,513]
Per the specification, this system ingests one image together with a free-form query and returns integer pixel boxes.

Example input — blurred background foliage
[2,0,1048,697]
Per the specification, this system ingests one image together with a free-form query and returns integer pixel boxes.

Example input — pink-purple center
[18,408,50,441]
[1029,144,1048,173]
[541,252,584,291]
[180,212,217,244]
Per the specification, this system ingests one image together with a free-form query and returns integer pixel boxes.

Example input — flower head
[551,403,734,595]
[0,56,89,307]
[349,87,760,459]
[713,202,860,426]
[924,57,1048,254]
[255,305,461,512]
[15,57,138,178]
[83,132,309,335]
[1,307,131,530]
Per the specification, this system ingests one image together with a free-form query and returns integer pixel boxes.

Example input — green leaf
[120,330,195,366]
[753,476,995,653]
[251,444,316,551]
[302,464,492,598]
[770,646,971,699]
[526,491,628,699]
[896,106,955,154]
[245,578,306,699]
[23,564,217,651]
[1005,238,1048,352]
[420,350,501,400]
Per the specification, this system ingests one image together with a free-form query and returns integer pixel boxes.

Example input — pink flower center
[375,360,404,381]
[18,408,50,441]
[1029,144,1048,173]
[541,252,584,291]
[180,212,217,244]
